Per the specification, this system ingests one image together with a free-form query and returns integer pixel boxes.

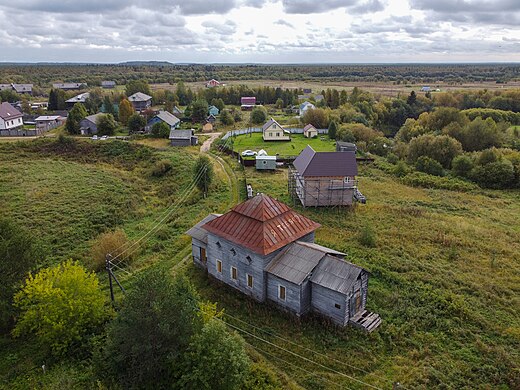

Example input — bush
[13,260,109,357]
[96,114,118,136]
[452,155,474,178]
[251,107,268,124]
[415,156,444,176]
[151,121,170,138]
[402,172,477,192]
[151,159,173,177]
[243,362,283,390]
[386,152,399,164]
[359,224,377,247]
[470,160,516,189]
[220,110,235,126]
[393,161,411,177]
[408,134,463,168]
[89,229,133,271]
[127,114,146,133]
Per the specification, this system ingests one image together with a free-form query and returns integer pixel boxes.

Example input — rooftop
[128,92,152,102]
[310,255,363,295]
[293,145,358,177]
[202,194,321,256]
[0,102,22,120]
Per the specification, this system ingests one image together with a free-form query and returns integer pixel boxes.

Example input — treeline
[1,63,519,86]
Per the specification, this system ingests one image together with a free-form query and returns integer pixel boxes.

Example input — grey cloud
[202,20,237,35]
[282,0,356,14]
[274,19,294,28]
[242,0,267,7]
[349,0,385,15]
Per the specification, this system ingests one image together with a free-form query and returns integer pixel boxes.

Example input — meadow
[0,138,519,389]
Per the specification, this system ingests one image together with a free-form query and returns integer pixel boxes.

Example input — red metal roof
[202,194,321,255]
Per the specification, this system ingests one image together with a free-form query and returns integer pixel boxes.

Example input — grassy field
[189,160,520,389]
[1,138,519,389]
[232,133,336,156]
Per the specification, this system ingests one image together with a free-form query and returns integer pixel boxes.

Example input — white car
[100,135,109,140]
[91,135,98,140]
[241,150,257,157]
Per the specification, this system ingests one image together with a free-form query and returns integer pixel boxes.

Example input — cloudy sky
[0,0,519,63]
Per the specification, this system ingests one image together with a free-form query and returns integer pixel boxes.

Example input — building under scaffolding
[288,146,366,207]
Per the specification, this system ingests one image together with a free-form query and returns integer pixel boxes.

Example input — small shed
[101,81,116,89]
[206,114,217,124]
[202,122,214,132]
[256,150,276,170]
[169,129,198,147]
[303,124,318,138]
[336,141,357,153]
[208,105,219,116]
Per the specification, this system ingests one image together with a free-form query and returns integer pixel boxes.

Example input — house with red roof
[187,193,379,330]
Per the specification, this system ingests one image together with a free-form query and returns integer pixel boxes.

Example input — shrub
[251,107,268,124]
[89,229,133,271]
[393,161,411,177]
[452,155,474,178]
[470,160,516,189]
[402,172,477,192]
[127,114,146,133]
[151,121,170,138]
[96,114,118,136]
[243,362,283,390]
[415,156,444,176]
[359,224,377,247]
[386,152,399,164]
[13,260,109,356]
[151,159,173,177]
[220,110,235,126]
[408,134,463,168]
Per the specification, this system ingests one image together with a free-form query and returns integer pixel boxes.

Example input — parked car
[241,150,257,157]
[91,135,98,140]
[100,135,109,140]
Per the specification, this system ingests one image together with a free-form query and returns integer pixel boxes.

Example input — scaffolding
[288,166,365,208]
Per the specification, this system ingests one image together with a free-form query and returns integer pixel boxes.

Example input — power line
[223,312,398,388]
[218,317,384,390]
[243,340,352,390]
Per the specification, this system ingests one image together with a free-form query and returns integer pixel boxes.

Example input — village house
[299,101,315,117]
[35,115,65,132]
[101,80,116,89]
[79,113,103,135]
[205,79,221,88]
[241,96,256,111]
[169,129,198,147]
[65,92,90,108]
[303,124,318,138]
[0,102,24,134]
[128,92,152,112]
[206,114,217,124]
[289,146,365,207]
[146,110,180,131]
[0,83,33,95]
[208,105,220,116]
[187,194,380,330]
[262,118,291,141]
[52,82,87,90]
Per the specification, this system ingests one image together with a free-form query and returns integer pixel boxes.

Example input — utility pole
[105,254,115,303]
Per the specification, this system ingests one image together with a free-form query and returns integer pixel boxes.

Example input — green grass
[232,133,335,157]
[190,162,520,389]
[2,138,520,389]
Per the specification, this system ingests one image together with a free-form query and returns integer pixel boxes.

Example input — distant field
[152,79,520,97]
[231,133,335,156]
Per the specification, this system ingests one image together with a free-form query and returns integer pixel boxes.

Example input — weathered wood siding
[266,274,309,315]
[310,283,349,326]
[347,271,369,318]
[191,238,207,269]
[170,138,191,147]
[206,234,286,302]
[301,176,355,207]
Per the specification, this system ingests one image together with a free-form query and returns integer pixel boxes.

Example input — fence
[222,127,328,140]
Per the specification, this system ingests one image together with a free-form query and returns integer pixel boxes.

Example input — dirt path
[200,132,222,153]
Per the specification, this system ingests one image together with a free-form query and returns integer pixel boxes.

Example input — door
[200,247,207,265]
[350,290,362,317]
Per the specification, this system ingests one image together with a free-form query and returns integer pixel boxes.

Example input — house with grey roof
[336,141,357,153]
[128,92,152,111]
[289,145,365,207]
[146,110,180,132]
[303,124,318,138]
[52,83,87,90]
[0,83,33,95]
[169,129,198,147]
[187,194,380,330]
[65,92,90,108]
[79,113,103,135]
[262,118,290,141]
[101,81,116,89]
[299,101,315,117]
[0,102,24,134]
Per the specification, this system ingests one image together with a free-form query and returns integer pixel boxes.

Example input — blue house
[208,105,220,116]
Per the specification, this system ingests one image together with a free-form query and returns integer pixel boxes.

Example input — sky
[0,0,519,63]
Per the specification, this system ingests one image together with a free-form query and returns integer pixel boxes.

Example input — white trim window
[278,285,286,301]
[246,274,253,289]
[216,259,222,273]
[231,266,238,281]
